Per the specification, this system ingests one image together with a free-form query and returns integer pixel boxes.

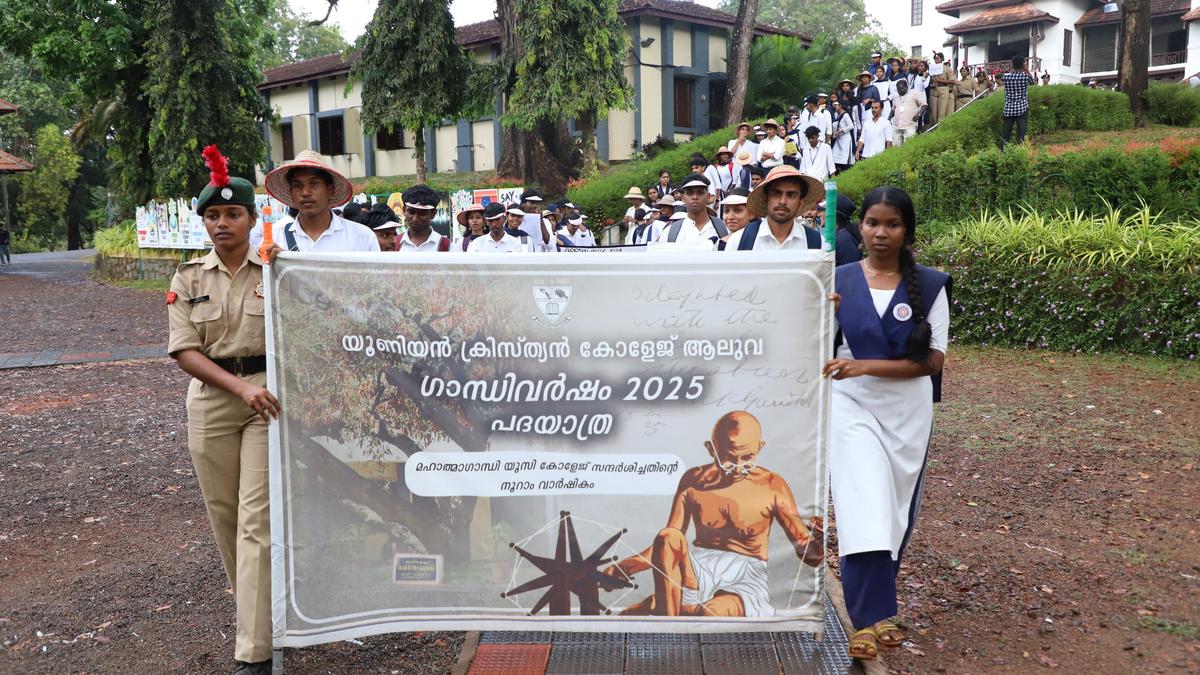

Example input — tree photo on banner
[265,252,834,642]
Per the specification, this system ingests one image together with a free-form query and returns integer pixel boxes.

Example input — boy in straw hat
[728,122,758,165]
[261,149,378,260]
[169,147,279,674]
[724,165,823,251]
[704,147,737,200]
[623,186,646,225]
[754,119,785,169]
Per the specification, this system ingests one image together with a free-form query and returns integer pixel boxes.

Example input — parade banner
[266,252,834,647]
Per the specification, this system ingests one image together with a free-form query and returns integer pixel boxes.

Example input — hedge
[923,207,1200,359]
[834,85,1134,204]
[1144,83,1200,127]
[567,124,740,225]
[909,142,1200,223]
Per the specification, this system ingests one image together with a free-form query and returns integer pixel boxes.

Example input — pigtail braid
[901,246,932,363]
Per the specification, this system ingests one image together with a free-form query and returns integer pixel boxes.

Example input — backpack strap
[805,226,823,249]
[437,236,451,252]
[666,219,684,242]
[284,223,299,252]
[710,217,728,238]
[737,219,761,250]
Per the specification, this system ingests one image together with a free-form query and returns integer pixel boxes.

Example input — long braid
[900,246,932,363]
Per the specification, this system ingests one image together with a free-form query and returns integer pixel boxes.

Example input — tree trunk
[2,175,10,233]
[578,110,598,177]
[414,127,427,184]
[494,0,578,197]
[724,0,760,125]
[1118,0,1150,126]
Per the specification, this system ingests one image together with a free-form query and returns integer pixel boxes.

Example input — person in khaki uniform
[956,65,981,110]
[168,146,280,675]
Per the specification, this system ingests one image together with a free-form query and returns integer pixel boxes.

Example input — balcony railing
[1150,50,1186,67]
[968,57,1043,74]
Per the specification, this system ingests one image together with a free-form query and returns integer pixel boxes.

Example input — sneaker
[233,659,272,675]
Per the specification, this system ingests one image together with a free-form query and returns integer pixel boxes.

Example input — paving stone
[546,642,624,674]
[624,642,702,675]
[468,643,551,675]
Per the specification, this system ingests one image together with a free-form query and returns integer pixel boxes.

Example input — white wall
[863,0,957,58]
[1187,13,1200,80]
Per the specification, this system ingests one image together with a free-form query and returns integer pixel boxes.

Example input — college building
[256,0,798,182]
[865,0,1200,84]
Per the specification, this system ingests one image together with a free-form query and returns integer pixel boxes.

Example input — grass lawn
[1033,124,1200,150]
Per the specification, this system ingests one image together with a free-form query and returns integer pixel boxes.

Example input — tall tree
[18,124,81,250]
[144,0,272,197]
[720,0,877,40]
[1118,0,1150,126]
[505,0,633,176]
[725,0,761,126]
[0,0,157,203]
[354,0,482,184]
[263,1,350,67]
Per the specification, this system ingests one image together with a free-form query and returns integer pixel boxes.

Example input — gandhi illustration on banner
[604,411,824,617]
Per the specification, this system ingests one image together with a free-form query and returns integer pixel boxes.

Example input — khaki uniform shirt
[957,76,980,101]
[168,248,266,359]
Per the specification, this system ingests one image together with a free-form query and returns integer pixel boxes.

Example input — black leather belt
[212,355,267,376]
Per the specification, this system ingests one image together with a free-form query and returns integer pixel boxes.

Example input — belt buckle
[232,357,245,376]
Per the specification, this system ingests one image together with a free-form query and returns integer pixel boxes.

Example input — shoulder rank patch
[166,291,178,305]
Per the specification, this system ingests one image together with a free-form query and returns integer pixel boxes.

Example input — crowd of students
[171,125,953,672]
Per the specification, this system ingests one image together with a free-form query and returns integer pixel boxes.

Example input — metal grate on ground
[476,593,855,674]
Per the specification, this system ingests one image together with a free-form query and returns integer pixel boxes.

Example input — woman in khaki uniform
[168,146,280,675]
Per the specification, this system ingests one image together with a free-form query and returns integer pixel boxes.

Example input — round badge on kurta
[893,303,912,322]
[221,187,233,200]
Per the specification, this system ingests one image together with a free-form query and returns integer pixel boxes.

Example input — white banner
[266,252,834,647]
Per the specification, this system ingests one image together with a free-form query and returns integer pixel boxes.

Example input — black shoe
[233,659,272,675]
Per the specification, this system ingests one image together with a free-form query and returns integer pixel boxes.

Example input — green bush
[1143,83,1200,126]
[835,86,1134,204]
[924,207,1200,359]
[907,142,1200,222]
[567,124,739,225]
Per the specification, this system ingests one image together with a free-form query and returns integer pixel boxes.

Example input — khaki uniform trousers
[187,371,271,663]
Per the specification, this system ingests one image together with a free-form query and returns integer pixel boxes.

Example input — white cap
[567,217,583,225]
[679,178,708,190]
[506,205,525,216]
[721,194,749,207]
[372,222,400,231]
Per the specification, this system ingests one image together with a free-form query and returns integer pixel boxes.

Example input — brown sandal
[874,620,903,648]
[848,628,879,660]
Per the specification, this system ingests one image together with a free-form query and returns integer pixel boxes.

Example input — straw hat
[735,150,753,167]
[747,165,823,218]
[623,186,646,200]
[456,203,484,227]
[264,149,354,208]
[656,194,677,209]
[713,146,734,162]
[762,118,780,128]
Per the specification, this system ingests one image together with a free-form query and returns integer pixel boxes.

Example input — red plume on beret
[202,144,230,187]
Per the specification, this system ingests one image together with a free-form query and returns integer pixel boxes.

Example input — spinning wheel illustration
[501,511,635,615]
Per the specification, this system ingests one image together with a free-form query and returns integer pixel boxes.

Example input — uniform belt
[212,355,267,376]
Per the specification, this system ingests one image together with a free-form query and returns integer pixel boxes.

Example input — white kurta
[830,287,949,559]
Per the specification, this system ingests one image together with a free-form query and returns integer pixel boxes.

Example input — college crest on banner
[265,251,834,645]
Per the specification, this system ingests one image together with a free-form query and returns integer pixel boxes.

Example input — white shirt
[624,220,664,245]
[657,216,719,248]
[723,219,813,251]
[467,232,523,252]
[755,136,786,167]
[892,90,926,131]
[728,138,758,163]
[271,213,380,252]
[249,217,293,250]
[797,109,832,140]
[703,163,737,195]
[859,115,893,158]
[397,228,446,252]
[830,113,856,165]
[908,73,930,96]
[799,142,836,181]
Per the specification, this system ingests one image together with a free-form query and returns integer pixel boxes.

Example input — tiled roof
[261,51,358,89]
[0,98,17,115]
[935,0,1018,18]
[0,149,34,173]
[1184,7,1200,21]
[1077,0,1189,26]
[946,2,1058,33]
[261,0,801,88]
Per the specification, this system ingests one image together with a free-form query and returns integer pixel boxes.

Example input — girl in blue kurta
[823,187,951,661]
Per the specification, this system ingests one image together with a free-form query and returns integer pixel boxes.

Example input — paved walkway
[0,249,96,281]
[0,343,167,369]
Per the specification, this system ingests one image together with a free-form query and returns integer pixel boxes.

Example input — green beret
[196,177,256,216]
